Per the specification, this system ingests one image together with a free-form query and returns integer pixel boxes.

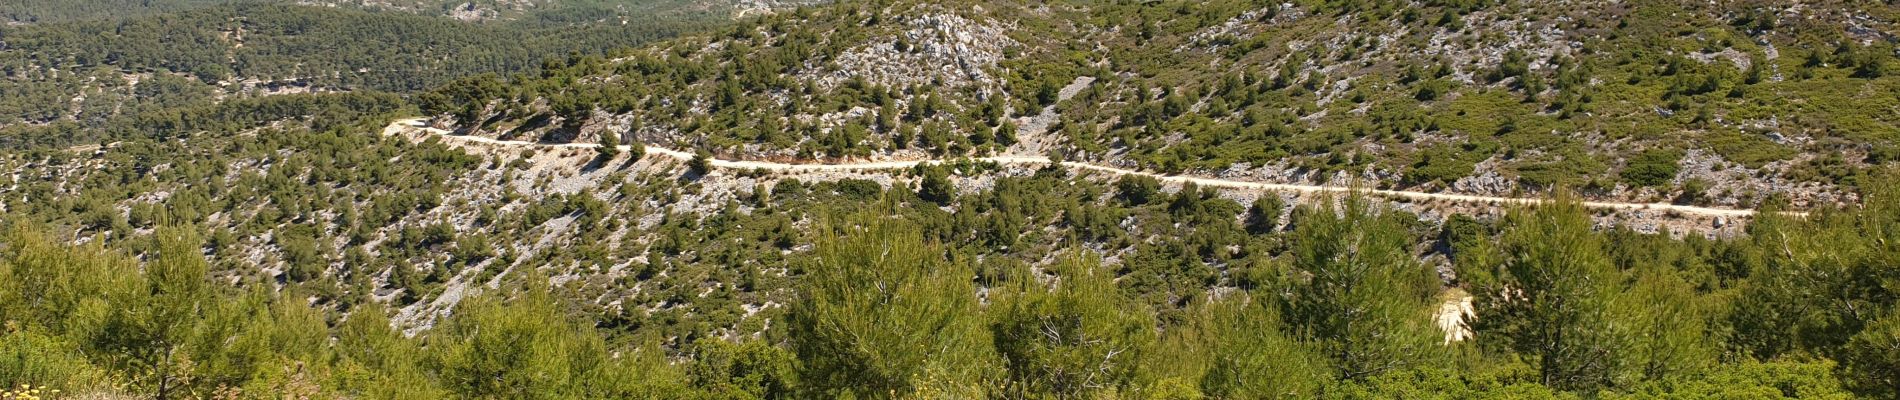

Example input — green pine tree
[1282,196,1442,381]
[990,254,1156,397]
[1488,198,1626,392]
[786,215,999,398]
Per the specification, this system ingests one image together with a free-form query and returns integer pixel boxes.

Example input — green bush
[1621,148,1683,187]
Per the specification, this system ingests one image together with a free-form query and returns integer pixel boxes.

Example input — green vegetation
[0,0,231,23]
[1284,197,1440,381]
[0,98,1894,400]
[3,0,1900,398]
[990,254,1156,397]
[443,0,1897,201]
[1622,148,1683,188]
[0,1,730,129]
[789,218,994,397]
[6,89,1898,395]
[1,0,733,25]
[0,91,408,149]
[0,225,687,398]
[11,174,1900,397]
[0,3,710,91]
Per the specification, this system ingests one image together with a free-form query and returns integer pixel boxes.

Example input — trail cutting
[386,118,1799,218]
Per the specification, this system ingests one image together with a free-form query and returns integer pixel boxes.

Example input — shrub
[1621,148,1683,187]
[689,151,714,175]
[1116,175,1161,205]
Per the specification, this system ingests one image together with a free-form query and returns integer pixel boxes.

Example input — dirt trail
[386,118,1801,218]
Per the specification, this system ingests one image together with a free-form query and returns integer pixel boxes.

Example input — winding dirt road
[386,118,1794,218]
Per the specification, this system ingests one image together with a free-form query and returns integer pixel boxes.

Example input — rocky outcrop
[821,10,1017,90]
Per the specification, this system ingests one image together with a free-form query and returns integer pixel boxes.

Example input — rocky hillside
[10,0,1883,352]
[18,0,1869,348]
[8,1,1900,398]
[431,0,1898,210]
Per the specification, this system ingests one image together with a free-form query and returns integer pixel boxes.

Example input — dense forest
[0,3,720,89]
[0,0,236,23]
[0,0,742,24]
[0,1,734,130]
[2,0,1900,398]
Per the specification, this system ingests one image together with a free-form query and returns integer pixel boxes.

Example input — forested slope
[2,0,1900,398]
[431,0,1897,208]
[0,0,234,23]
[0,0,792,24]
[7,138,1900,397]
[0,0,748,133]
[1,4,707,89]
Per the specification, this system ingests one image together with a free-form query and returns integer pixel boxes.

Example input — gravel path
[387,118,1801,218]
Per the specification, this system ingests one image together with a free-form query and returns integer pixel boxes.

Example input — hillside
[0,0,233,23]
[432,0,1897,210]
[0,0,779,138]
[2,0,1900,398]
[0,0,810,24]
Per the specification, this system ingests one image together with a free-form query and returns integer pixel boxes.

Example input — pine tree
[107,227,211,399]
[335,306,449,399]
[597,130,620,158]
[990,254,1155,396]
[786,215,999,398]
[685,340,799,398]
[1244,195,1284,234]
[1199,296,1331,398]
[689,151,714,175]
[1115,175,1161,206]
[917,166,956,205]
[1607,231,1718,382]
[1843,314,1900,398]
[429,270,685,398]
[1282,196,1441,381]
[1489,199,1626,392]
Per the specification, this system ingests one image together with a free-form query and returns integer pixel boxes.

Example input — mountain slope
[0,0,808,24]
[6,0,1900,398]
[430,0,1897,210]
[0,0,806,135]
